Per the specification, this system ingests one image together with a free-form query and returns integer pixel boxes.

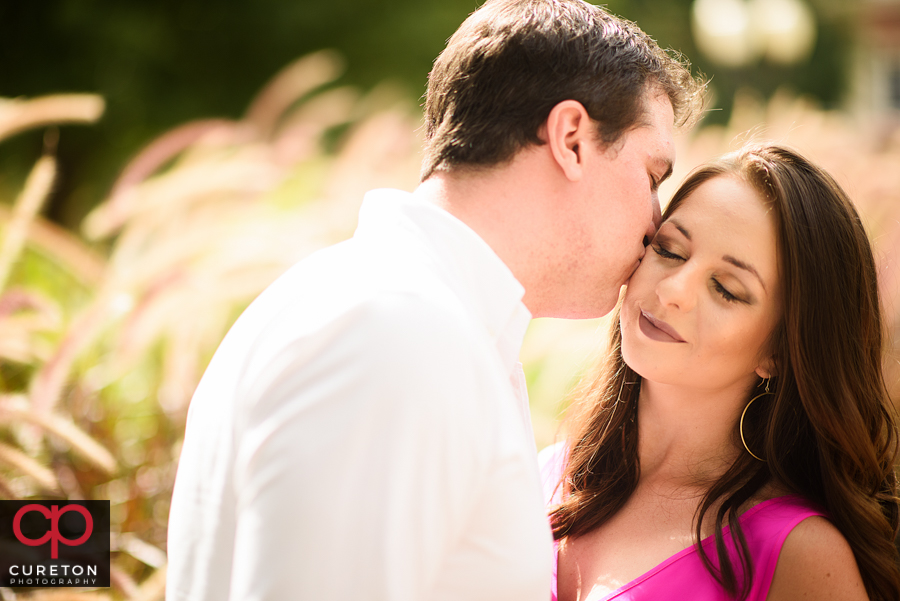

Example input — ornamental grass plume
[0,52,423,599]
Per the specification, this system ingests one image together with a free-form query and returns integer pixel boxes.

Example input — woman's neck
[636,380,750,491]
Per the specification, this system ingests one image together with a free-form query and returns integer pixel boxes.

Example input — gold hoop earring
[740,391,771,462]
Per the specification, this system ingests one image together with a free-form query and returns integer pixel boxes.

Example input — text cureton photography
[0,500,110,589]
[8,562,99,586]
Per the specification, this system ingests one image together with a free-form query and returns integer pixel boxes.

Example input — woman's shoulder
[741,483,824,523]
[765,511,868,600]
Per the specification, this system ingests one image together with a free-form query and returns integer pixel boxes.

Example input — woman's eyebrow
[666,218,691,240]
[723,255,766,292]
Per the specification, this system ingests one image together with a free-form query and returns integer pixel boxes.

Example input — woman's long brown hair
[549,144,900,600]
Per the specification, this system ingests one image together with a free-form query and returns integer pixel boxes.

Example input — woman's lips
[639,310,686,343]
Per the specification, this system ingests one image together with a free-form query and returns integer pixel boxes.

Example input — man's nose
[643,193,663,246]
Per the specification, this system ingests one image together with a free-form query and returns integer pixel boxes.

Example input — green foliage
[0,0,856,229]
[0,0,481,228]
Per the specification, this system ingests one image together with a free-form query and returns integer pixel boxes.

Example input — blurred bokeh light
[692,0,816,67]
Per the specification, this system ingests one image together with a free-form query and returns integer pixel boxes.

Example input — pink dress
[539,443,826,601]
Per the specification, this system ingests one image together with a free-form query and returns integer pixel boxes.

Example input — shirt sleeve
[227,293,492,601]
[537,441,567,506]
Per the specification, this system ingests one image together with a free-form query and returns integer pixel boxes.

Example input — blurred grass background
[0,0,860,229]
[1,0,899,599]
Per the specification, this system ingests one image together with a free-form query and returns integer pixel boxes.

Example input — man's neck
[413,152,565,317]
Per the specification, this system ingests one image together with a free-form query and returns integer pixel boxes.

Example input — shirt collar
[355,188,531,372]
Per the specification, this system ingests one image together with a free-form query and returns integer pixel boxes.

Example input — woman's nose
[656,267,696,312]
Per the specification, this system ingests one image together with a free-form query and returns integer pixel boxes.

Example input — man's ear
[545,100,593,183]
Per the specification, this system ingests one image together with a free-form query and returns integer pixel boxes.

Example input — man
[166,1,703,599]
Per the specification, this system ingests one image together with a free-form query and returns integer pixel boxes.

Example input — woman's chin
[619,344,650,380]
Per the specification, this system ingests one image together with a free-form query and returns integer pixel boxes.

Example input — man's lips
[639,310,686,343]
[625,248,648,282]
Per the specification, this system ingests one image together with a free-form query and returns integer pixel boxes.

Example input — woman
[542,144,900,600]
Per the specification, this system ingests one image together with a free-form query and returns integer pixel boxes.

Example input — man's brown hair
[422,0,704,180]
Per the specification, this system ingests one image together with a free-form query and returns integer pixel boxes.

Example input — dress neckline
[558,494,804,601]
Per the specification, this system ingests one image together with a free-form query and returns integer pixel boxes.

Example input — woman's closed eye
[654,243,744,303]
[712,279,740,303]
[652,244,683,261]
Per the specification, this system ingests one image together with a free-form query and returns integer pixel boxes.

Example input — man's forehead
[641,104,676,178]
[613,93,675,161]
[641,123,675,165]
[647,98,676,164]
[643,91,676,132]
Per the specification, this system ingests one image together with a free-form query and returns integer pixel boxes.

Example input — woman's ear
[754,357,777,381]
[545,100,593,183]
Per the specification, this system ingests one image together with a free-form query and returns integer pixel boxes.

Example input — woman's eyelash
[652,245,683,261]
[714,280,739,302]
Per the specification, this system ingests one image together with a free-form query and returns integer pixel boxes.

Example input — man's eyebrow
[723,255,767,292]
[658,159,674,184]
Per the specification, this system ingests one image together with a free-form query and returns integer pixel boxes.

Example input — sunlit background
[1,0,899,598]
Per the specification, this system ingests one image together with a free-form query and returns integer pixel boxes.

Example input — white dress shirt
[166,189,554,601]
